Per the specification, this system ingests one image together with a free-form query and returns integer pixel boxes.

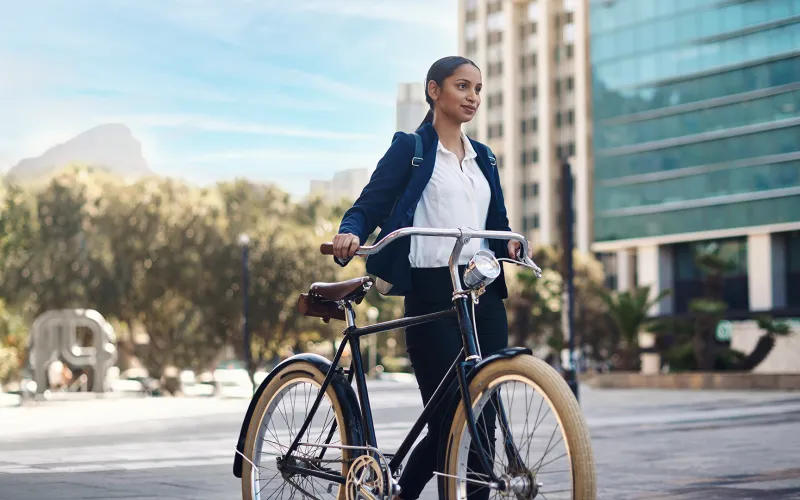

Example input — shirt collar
[436,131,478,160]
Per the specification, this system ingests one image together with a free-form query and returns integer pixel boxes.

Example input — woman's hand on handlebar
[507,239,533,261]
[332,233,361,261]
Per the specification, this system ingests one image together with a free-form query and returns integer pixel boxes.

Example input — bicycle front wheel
[241,361,361,500]
[443,355,596,500]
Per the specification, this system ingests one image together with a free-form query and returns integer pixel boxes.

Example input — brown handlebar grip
[320,242,334,255]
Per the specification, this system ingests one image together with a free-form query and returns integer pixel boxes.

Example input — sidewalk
[0,391,22,408]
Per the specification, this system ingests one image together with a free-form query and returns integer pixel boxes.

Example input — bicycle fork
[451,296,539,498]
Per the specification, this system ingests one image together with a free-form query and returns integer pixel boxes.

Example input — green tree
[506,246,613,362]
[0,299,27,385]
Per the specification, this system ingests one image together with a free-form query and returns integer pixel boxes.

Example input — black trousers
[397,267,509,500]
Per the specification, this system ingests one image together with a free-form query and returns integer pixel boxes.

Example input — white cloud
[175,147,383,166]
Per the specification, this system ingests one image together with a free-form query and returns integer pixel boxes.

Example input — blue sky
[0,0,457,196]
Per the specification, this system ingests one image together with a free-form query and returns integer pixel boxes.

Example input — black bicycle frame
[282,294,519,487]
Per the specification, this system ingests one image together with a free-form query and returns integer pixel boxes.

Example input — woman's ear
[427,79,440,103]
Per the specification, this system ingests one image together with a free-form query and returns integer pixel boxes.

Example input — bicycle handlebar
[320,226,543,278]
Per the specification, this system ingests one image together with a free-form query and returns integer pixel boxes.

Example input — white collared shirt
[409,131,493,268]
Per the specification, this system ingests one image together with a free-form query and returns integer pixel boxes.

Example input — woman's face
[429,63,482,124]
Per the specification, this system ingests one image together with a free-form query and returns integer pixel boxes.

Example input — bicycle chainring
[345,455,387,500]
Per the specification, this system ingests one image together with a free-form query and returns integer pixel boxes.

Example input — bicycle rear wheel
[443,355,596,500]
[241,361,361,500]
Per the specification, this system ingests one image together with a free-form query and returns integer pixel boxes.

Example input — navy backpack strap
[410,132,422,167]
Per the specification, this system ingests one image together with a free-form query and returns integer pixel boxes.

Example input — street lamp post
[366,307,379,379]
[238,233,252,387]
[560,161,579,401]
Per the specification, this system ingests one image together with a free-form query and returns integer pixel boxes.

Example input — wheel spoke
[246,372,350,500]
[448,364,593,500]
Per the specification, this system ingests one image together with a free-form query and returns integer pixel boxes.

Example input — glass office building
[589,0,800,314]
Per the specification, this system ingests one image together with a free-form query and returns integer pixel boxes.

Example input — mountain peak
[5,124,153,183]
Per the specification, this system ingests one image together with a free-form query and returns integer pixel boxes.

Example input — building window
[487,10,506,31]
[555,112,562,128]
[566,44,574,59]
[787,231,800,307]
[568,142,575,156]
[533,148,539,162]
[521,151,528,165]
[523,214,541,232]
[532,182,539,196]
[528,1,539,21]
[465,21,478,41]
[488,123,505,139]
[673,238,750,313]
[566,77,574,91]
[563,23,575,43]
[596,252,618,291]
[567,109,574,124]
[488,61,504,77]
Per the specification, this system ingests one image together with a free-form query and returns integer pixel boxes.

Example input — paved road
[1,381,799,499]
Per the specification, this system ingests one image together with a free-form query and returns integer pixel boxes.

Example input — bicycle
[232,227,596,500]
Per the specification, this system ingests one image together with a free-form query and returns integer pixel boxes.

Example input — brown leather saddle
[296,276,374,323]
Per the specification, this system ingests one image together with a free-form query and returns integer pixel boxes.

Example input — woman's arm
[337,131,415,243]
[488,148,532,259]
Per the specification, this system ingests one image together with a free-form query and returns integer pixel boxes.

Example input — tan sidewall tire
[444,355,596,500]
[241,361,353,500]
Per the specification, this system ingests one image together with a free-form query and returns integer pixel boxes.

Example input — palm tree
[594,285,671,370]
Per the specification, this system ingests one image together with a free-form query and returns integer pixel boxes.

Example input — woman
[332,56,533,500]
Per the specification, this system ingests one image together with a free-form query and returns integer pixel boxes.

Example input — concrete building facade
[458,0,593,253]
[396,82,429,134]
[309,168,371,205]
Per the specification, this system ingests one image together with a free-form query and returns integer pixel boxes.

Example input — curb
[581,372,800,391]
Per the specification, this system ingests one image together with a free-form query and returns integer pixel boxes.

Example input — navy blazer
[336,122,512,298]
